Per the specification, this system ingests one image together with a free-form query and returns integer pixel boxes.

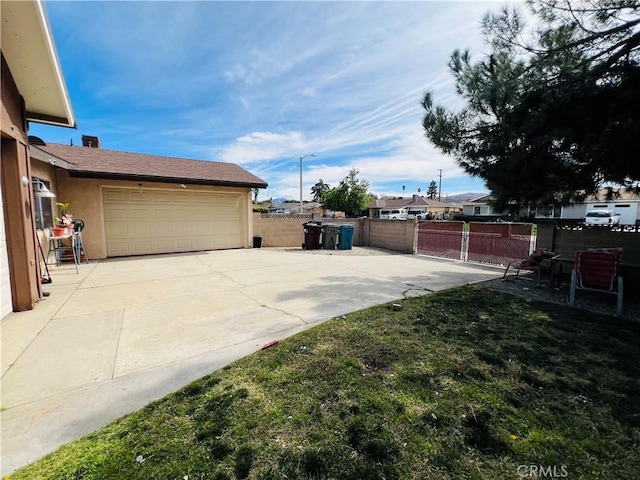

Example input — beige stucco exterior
[32,164,254,259]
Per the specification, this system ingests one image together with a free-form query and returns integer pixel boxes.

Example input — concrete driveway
[0,247,502,475]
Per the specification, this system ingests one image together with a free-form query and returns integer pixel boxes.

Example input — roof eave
[1,0,76,128]
[67,170,268,189]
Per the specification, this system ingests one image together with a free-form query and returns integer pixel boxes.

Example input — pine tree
[427,180,438,199]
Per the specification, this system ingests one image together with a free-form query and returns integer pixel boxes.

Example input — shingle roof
[34,143,268,188]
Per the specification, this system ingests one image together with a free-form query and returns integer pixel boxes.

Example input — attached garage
[103,187,244,256]
[30,139,268,260]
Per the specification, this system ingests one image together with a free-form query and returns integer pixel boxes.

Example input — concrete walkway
[0,247,502,475]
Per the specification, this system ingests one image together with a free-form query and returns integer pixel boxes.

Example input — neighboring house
[369,195,460,219]
[462,194,561,219]
[1,0,76,317]
[267,202,322,216]
[462,195,506,217]
[30,137,268,258]
[560,188,640,225]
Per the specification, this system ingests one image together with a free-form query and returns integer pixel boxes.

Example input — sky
[30,0,504,202]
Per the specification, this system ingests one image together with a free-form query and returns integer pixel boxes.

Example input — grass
[10,286,640,480]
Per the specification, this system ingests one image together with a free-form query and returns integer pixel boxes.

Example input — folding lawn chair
[503,249,555,287]
[568,250,623,316]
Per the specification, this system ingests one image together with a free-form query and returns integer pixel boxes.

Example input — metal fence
[416,221,536,266]
[416,221,465,260]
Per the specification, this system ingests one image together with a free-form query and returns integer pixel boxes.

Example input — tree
[310,179,331,202]
[422,0,640,208]
[321,169,371,217]
[402,185,406,196]
[427,180,438,199]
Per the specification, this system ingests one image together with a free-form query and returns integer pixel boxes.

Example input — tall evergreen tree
[427,180,438,199]
[422,0,640,208]
[310,179,331,202]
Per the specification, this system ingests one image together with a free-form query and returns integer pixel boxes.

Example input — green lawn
[11,286,640,480]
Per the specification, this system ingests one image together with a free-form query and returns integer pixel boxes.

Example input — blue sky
[31,0,501,201]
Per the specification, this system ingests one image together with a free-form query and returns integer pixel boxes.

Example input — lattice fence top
[556,224,640,233]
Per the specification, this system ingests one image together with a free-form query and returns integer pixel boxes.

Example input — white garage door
[1,180,13,319]
[103,188,244,257]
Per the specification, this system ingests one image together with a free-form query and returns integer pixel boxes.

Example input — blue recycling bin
[338,224,355,250]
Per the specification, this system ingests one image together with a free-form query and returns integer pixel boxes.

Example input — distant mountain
[271,197,290,204]
[445,192,488,203]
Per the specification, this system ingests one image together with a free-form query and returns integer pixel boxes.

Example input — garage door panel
[103,188,243,257]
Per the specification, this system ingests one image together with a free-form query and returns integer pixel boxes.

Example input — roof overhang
[67,170,268,189]
[1,0,76,128]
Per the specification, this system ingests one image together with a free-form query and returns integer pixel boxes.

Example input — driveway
[0,247,502,475]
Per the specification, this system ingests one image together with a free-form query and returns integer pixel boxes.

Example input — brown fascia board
[67,170,268,189]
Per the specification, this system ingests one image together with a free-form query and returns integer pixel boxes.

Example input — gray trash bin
[322,224,340,250]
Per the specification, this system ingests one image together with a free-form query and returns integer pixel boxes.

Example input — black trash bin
[303,222,322,250]
[322,224,340,250]
[253,236,262,248]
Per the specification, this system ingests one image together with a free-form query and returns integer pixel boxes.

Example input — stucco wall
[54,170,253,259]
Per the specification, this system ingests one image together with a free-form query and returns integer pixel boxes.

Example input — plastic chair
[568,250,623,315]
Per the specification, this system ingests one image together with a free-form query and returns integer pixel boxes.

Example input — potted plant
[53,202,73,235]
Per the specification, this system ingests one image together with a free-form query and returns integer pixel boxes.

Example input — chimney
[81,135,100,148]
[412,194,418,201]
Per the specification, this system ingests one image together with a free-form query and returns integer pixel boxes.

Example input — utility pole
[437,169,442,202]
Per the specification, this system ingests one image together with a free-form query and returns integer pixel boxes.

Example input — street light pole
[300,153,316,215]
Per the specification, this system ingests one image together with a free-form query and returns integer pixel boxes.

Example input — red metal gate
[416,221,535,266]
[416,221,465,260]
[466,223,534,266]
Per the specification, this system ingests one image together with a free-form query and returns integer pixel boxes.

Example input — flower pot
[52,226,73,236]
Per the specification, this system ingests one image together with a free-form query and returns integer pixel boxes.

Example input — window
[32,177,53,229]
[474,206,489,215]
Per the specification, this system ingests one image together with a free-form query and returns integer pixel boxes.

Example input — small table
[549,254,575,288]
[47,234,79,274]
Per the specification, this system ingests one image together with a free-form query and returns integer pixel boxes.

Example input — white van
[584,209,621,225]
[380,208,408,220]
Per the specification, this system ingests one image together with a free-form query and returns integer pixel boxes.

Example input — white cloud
[33,1,502,200]
[218,131,308,164]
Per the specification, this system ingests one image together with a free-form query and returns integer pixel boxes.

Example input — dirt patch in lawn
[483,273,640,321]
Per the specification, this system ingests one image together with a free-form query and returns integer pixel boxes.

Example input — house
[30,137,268,259]
[560,188,640,225]
[1,0,76,317]
[369,195,460,219]
[462,194,561,219]
[267,202,322,216]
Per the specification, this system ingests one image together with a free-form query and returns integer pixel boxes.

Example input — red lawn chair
[503,249,554,287]
[568,250,623,316]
